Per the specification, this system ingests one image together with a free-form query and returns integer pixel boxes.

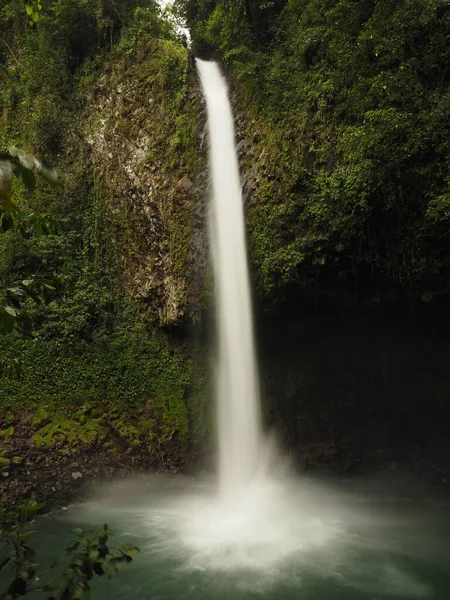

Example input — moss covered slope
[183,0,450,307]
[0,0,208,475]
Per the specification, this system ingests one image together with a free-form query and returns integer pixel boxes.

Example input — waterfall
[65,60,433,596]
[185,60,336,573]
[73,61,361,584]
[196,59,261,495]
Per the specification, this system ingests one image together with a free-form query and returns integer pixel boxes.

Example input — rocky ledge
[0,406,193,510]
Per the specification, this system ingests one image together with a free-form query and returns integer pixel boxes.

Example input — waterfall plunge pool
[23,472,450,600]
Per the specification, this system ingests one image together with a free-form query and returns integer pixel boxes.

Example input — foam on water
[71,473,449,598]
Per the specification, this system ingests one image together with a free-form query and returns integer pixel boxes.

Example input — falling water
[196,59,261,495]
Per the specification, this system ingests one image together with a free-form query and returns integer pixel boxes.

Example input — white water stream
[196,58,261,495]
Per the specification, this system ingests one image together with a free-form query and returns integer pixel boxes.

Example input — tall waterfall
[73,60,373,586]
[196,59,261,495]
[68,60,431,597]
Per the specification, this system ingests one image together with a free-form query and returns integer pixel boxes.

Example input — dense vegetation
[180,0,450,306]
[0,0,205,470]
[3,2,450,597]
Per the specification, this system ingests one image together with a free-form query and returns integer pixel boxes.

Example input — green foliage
[0,0,172,156]
[116,5,174,55]
[23,0,42,24]
[0,147,59,231]
[0,322,191,443]
[184,0,450,303]
[0,499,43,599]
[178,0,286,56]
[0,503,138,600]
[0,425,14,440]
[0,0,203,452]
[43,525,139,600]
[0,147,60,366]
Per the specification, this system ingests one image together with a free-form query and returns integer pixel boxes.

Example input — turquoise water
[12,474,450,600]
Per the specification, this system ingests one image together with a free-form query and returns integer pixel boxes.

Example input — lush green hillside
[0,0,207,469]
[181,0,450,306]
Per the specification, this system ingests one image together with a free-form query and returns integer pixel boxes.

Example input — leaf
[38,165,59,186]
[108,556,128,571]
[4,306,18,317]
[88,549,99,561]
[7,286,26,297]
[25,288,41,304]
[0,426,15,440]
[122,546,140,556]
[9,297,22,309]
[22,545,35,558]
[20,498,44,514]
[0,557,10,570]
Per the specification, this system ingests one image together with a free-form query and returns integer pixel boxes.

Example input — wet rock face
[259,312,450,490]
[83,53,263,327]
[234,109,260,208]
[85,57,209,326]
